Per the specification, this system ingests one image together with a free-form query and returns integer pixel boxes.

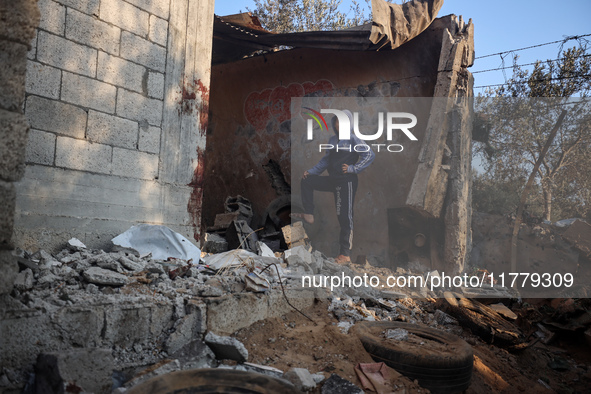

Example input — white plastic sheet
[111,224,201,262]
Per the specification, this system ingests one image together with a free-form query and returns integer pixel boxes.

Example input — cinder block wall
[15,0,214,251]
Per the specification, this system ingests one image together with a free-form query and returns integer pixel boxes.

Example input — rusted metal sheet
[212,0,445,64]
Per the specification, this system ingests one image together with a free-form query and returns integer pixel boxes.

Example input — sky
[213,0,591,93]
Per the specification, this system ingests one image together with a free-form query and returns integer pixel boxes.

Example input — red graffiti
[187,147,205,241]
[196,79,210,133]
[244,79,334,131]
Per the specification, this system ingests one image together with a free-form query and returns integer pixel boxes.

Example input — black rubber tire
[351,321,473,394]
[126,368,299,394]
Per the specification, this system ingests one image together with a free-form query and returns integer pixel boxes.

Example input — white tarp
[111,224,201,262]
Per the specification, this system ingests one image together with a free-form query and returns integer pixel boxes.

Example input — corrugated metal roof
[212,0,443,64]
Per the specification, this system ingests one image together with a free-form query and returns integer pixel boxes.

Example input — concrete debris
[245,272,271,292]
[33,348,114,394]
[385,328,409,341]
[204,332,249,363]
[14,268,34,290]
[83,266,129,286]
[284,367,317,391]
[226,219,258,252]
[203,232,229,254]
[118,256,145,272]
[321,373,364,394]
[67,237,86,250]
[256,240,275,257]
[282,221,310,249]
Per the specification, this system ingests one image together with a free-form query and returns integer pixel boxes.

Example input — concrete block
[112,148,158,180]
[149,15,168,46]
[149,302,174,336]
[103,303,151,345]
[0,110,29,182]
[14,268,34,290]
[55,136,112,174]
[36,349,114,394]
[87,110,138,149]
[126,0,170,19]
[120,31,166,72]
[284,368,316,391]
[37,31,97,77]
[25,95,87,138]
[205,293,269,336]
[202,233,228,254]
[55,0,99,15]
[117,88,163,126]
[138,125,161,154]
[66,8,120,55]
[26,129,56,165]
[204,332,248,362]
[0,250,18,294]
[27,30,37,60]
[38,0,66,35]
[25,60,61,99]
[61,71,116,113]
[54,306,105,346]
[97,52,146,94]
[99,0,149,37]
[147,71,164,99]
[82,266,128,286]
[165,313,201,355]
[0,40,28,111]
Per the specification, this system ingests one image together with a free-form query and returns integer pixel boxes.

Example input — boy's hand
[342,164,349,173]
[303,170,310,179]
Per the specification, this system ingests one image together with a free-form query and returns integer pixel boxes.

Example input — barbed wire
[474,33,591,60]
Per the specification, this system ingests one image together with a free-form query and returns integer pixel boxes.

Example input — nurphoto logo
[304,108,418,152]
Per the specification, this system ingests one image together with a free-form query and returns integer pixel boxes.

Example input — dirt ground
[235,299,591,393]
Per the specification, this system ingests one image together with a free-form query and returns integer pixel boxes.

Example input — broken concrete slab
[284,367,316,391]
[282,222,309,249]
[171,340,217,370]
[202,232,229,254]
[83,266,128,286]
[204,332,248,362]
[118,255,145,271]
[14,268,34,291]
[34,348,114,394]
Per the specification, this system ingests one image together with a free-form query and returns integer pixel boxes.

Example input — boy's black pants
[300,174,358,257]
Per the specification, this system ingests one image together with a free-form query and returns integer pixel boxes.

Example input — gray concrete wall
[15,0,214,252]
[0,0,40,296]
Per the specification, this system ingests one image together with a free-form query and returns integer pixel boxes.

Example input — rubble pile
[2,214,591,393]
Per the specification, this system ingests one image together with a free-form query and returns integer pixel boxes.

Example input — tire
[126,368,299,394]
[351,321,473,394]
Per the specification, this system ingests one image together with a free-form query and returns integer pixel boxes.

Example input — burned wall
[205,15,474,272]
[13,0,214,252]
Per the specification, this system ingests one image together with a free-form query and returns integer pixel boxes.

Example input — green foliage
[475,44,591,221]
[247,0,372,33]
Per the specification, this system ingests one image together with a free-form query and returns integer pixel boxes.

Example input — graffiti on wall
[244,79,334,131]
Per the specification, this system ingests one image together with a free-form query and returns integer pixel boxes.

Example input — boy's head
[331,110,354,138]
